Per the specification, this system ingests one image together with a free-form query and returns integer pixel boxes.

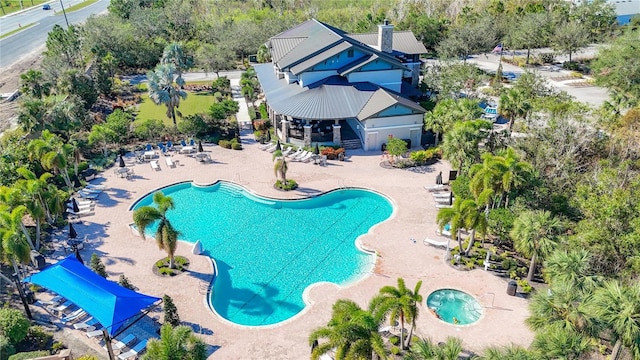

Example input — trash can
[381,143,387,152]
[24,289,36,304]
[30,250,45,270]
[507,280,518,296]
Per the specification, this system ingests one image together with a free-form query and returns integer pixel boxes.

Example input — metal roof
[290,41,351,74]
[254,63,425,121]
[269,20,343,69]
[347,31,428,55]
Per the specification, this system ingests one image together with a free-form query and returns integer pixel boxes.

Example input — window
[347,49,354,58]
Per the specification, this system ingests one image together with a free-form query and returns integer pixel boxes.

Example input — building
[254,19,428,151]
[567,0,639,24]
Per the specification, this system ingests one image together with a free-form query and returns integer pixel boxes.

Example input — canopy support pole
[13,274,32,319]
[103,329,116,360]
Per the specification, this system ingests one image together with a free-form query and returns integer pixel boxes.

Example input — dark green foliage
[218,140,231,149]
[133,119,166,141]
[450,175,472,200]
[18,326,53,352]
[211,77,231,97]
[208,99,239,120]
[104,109,133,144]
[0,309,29,344]
[7,351,50,360]
[0,335,16,360]
[275,179,297,191]
[258,103,268,120]
[163,295,180,327]
[386,137,408,158]
[89,253,108,278]
[177,114,208,138]
[487,208,516,246]
[118,275,135,290]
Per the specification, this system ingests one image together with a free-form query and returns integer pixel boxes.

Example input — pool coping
[127,179,398,329]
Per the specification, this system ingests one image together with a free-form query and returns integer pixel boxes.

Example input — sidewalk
[230,79,252,131]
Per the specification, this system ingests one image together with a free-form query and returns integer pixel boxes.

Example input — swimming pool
[131,181,393,326]
[426,289,482,325]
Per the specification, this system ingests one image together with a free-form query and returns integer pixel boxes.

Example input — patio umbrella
[198,140,204,153]
[435,171,442,185]
[313,143,320,155]
[71,198,80,213]
[275,140,281,151]
[266,130,271,142]
[74,246,84,265]
[69,222,78,239]
[449,191,453,205]
[118,155,126,168]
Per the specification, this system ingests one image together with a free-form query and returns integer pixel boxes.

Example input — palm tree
[436,198,467,253]
[543,249,600,292]
[405,337,463,360]
[161,43,193,84]
[133,192,180,269]
[531,324,593,360]
[0,206,32,275]
[480,344,536,360]
[590,280,640,359]
[309,299,386,360]
[20,69,51,99]
[441,120,492,174]
[147,64,188,129]
[460,198,487,256]
[16,167,55,249]
[272,149,288,183]
[510,210,563,281]
[370,278,422,350]
[142,324,206,360]
[495,148,532,208]
[499,88,531,132]
[27,130,74,189]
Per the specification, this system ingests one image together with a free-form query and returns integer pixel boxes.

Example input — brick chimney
[377,19,393,53]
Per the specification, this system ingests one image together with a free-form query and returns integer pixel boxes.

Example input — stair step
[341,139,362,150]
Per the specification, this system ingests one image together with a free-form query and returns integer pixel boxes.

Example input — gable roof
[347,31,428,55]
[254,63,425,121]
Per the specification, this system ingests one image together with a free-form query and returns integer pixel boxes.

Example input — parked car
[42,4,51,10]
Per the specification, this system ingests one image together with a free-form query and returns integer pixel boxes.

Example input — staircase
[341,139,362,150]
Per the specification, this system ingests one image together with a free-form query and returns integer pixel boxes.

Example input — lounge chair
[67,208,95,217]
[266,144,281,153]
[49,300,73,314]
[86,329,104,339]
[61,308,87,323]
[435,203,453,209]
[287,148,303,158]
[292,150,309,161]
[118,339,148,360]
[37,295,63,307]
[424,184,446,192]
[73,317,99,331]
[435,197,452,205]
[165,157,176,168]
[78,191,100,200]
[68,202,95,211]
[85,184,107,190]
[281,147,293,156]
[189,139,195,146]
[432,192,452,199]
[262,143,277,152]
[109,334,137,352]
[424,237,449,248]
[150,160,160,171]
[298,152,315,162]
[81,187,102,194]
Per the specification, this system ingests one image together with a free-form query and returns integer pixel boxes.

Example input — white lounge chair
[67,208,95,217]
[435,197,453,205]
[150,160,160,171]
[299,152,315,163]
[432,192,452,199]
[109,333,137,352]
[68,202,95,211]
[118,339,148,360]
[281,147,293,156]
[287,148,303,158]
[86,328,105,339]
[260,142,276,151]
[61,308,87,323]
[49,300,73,314]
[424,237,449,248]
[74,317,99,331]
[85,184,107,190]
[435,203,453,209]
[165,157,176,168]
[292,150,309,161]
[424,184,446,192]
[78,191,100,200]
[81,187,102,194]
[262,143,278,152]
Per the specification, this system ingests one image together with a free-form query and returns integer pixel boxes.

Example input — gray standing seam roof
[347,32,428,55]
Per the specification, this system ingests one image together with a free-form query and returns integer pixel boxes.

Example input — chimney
[377,19,393,53]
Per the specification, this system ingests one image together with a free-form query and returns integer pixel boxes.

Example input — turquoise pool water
[132,181,393,326]
[426,289,482,325]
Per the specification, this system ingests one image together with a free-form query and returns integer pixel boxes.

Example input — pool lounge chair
[68,202,95,211]
[281,147,293,156]
[49,300,73,314]
[432,192,452,199]
[150,160,160,171]
[86,329,105,339]
[61,308,87,323]
[292,150,309,161]
[73,317,99,331]
[165,157,176,168]
[287,148,303,158]
[298,152,315,163]
[78,191,100,200]
[424,237,449,248]
[108,333,137,352]
[118,339,148,360]
[67,208,95,217]
[261,143,277,152]
[424,184,448,192]
[85,184,107,190]
[37,295,64,307]
[435,203,453,209]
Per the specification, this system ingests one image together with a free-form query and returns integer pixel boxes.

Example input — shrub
[76,356,100,360]
[159,267,174,276]
[538,52,555,64]
[50,341,64,354]
[501,258,517,272]
[89,253,108,278]
[517,279,533,294]
[409,147,442,165]
[390,346,401,355]
[320,147,344,160]
[389,336,399,345]
[231,142,243,150]
[218,140,232,149]
[7,351,49,360]
[118,275,135,290]
[21,326,53,351]
[0,308,30,344]
[163,295,180,327]
[275,179,298,191]
[0,335,15,360]
[258,103,268,119]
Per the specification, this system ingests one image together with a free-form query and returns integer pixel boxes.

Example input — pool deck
[67,134,534,358]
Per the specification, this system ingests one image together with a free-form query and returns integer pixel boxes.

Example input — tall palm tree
[436,198,468,253]
[531,324,593,360]
[405,337,463,360]
[133,192,180,269]
[510,210,563,281]
[0,206,32,275]
[272,149,288,183]
[543,249,600,292]
[147,64,188,129]
[309,299,386,360]
[161,43,193,84]
[499,88,531,132]
[441,120,492,174]
[370,278,423,350]
[460,198,487,256]
[480,344,536,360]
[27,130,74,189]
[142,324,206,360]
[496,147,532,208]
[590,280,640,359]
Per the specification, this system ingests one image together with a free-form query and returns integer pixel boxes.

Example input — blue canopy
[24,256,160,336]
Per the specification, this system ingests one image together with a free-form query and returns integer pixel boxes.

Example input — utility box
[507,280,518,296]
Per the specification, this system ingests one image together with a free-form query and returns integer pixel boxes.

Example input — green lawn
[63,0,97,13]
[135,93,216,126]
[0,22,35,39]
[0,0,48,16]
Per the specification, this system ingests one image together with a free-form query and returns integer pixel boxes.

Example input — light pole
[59,0,69,27]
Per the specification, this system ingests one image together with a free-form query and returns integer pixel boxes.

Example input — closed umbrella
[71,198,80,213]
[198,140,204,153]
[266,130,271,142]
[449,191,453,205]
[435,171,442,185]
[275,140,281,152]
[74,246,84,265]
[313,143,320,155]
[73,176,82,188]
[118,155,126,168]
[69,222,78,239]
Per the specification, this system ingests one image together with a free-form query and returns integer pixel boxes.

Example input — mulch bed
[152,256,190,277]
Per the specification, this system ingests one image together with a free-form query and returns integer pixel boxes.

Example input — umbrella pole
[103,329,116,360]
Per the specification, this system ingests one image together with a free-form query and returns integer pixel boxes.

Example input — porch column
[280,120,289,142]
[333,124,341,145]
[303,125,312,147]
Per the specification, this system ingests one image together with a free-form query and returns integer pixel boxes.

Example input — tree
[0,206,32,275]
[118,275,135,290]
[505,12,551,64]
[88,125,116,156]
[0,308,30,344]
[133,192,179,268]
[195,43,236,78]
[163,295,180,327]
[499,87,532,132]
[27,130,75,189]
[405,337,463,360]
[543,249,600,292]
[550,21,589,64]
[272,149,288,183]
[385,137,408,163]
[370,278,422,350]
[436,197,467,253]
[20,70,51,99]
[590,281,640,359]
[423,98,483,146]
[436,17,497,61]
[441,120,492,174]
[89,253,108,278]
[0,202,35,252]
[134,119,166,142]
[309,299,386,360]
[531,324,592,360]
[161,43,193,83]
[510,210,563,281]
[142,324,206,360]
[570,0,616,42]
[422,63,487,100]
[44,24,82,68]
[480,344,536,360]
[147,64,188,129]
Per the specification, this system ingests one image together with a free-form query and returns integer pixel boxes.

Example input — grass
[62,0,97,13]
[0,0,47,16]
[135,92,216,126]
[0,22,35,39]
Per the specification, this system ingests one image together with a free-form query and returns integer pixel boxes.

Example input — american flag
[492,44,503,53]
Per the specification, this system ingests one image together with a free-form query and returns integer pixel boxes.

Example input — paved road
[0,0,109,68]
